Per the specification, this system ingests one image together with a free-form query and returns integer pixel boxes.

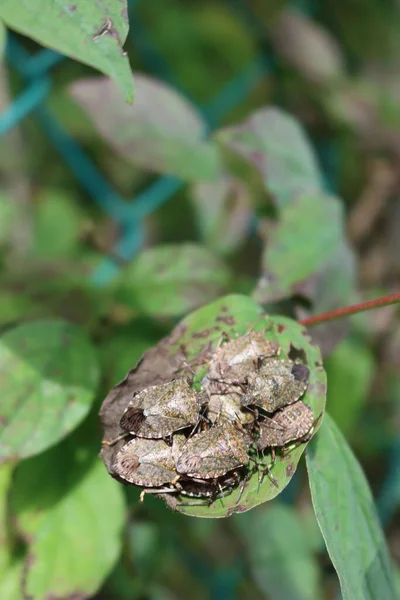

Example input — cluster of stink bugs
[103,329,317,507]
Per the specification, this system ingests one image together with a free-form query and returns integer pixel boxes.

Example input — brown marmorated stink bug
[113,434,185,488]
[202,330,280,425]
[241,360,310,413]
[176,425,252,479]
[204,388,255,426]
[206,330,280,384]
[257,400,315,450]
[118,378,208,439]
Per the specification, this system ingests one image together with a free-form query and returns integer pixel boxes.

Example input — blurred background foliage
[1,0,400,599]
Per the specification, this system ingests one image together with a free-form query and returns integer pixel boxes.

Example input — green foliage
[191,175,253,255]
[10,421,125,599]
[107,294,325,518]
[324,338,374,434]
[70,74,220,181]
[32,189,85,260]
[0,465,24,600]
[254,193,345,302]
[0,320,99,462]
[306,414,397,599]
[116,243,232,317]
[0,0,133,101]
[235,503,320,599]
[1,2,399,598]
[0,194,18,245]
[0,21,6,58]
[218,107,323,208]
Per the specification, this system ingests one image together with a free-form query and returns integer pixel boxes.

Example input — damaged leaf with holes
[99,294,326,518]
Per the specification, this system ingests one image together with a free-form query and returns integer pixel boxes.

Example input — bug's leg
[233,471,248,505]
[101,432,130,446]
[281,413,322,455]
[215,479,226,506]
[139,487,177,502]
[260,448,278,488]
[282,428,315,454]
[188,417,202,438]
[176,499,209,507]
[163,433,174,446]
[189,403,211,438]
[248,454,264,491]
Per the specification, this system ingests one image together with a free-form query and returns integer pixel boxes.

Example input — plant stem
[298,293,400,327]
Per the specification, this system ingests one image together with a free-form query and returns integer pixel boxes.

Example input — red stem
[298,293,400,327]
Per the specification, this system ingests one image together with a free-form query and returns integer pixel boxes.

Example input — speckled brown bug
[205,330,280,386]
[176,424,252,480]
[257,401,314,450]
[241,360,309,413]
[103,378,208,445]
[113,434,185,488]
[201,330,280,426]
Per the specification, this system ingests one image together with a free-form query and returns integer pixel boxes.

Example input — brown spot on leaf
[220,306,228,312]
[277,324,286,333]
[216,315,235,325]
[226,503,247,517]
[286,463,294,478]
[68,4,77,11]
[192,330,211,339]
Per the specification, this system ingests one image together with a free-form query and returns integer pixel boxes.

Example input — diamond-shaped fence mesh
[0,0,333,289]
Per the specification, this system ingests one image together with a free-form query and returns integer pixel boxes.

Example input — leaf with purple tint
[70,74,220,181]
[217,107,322,208]
[191,174,254,254]
[270,9,344,84]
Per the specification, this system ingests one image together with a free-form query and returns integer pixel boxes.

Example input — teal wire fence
[1,1,397,596]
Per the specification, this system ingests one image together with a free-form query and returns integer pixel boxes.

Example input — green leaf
[0,22,6,60]
[0,544,24,600]
[217,107,322,208]
[295,240,357,355]
[253,193,345,302]
[0,465,24,600]
[324,339,374,435]
[235,503,320,600]
[70,75,220,181]
[0,320,99,463]
[306,413,397,600]
[117,244,232,317]
[191,174,253,254]
[0,193,19,245]
[106,294,325,518]
[11,423,126,600]
[32,188,84,259]
[99,320,169,387]
[270,9,344,84]
[0,1,133,102]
